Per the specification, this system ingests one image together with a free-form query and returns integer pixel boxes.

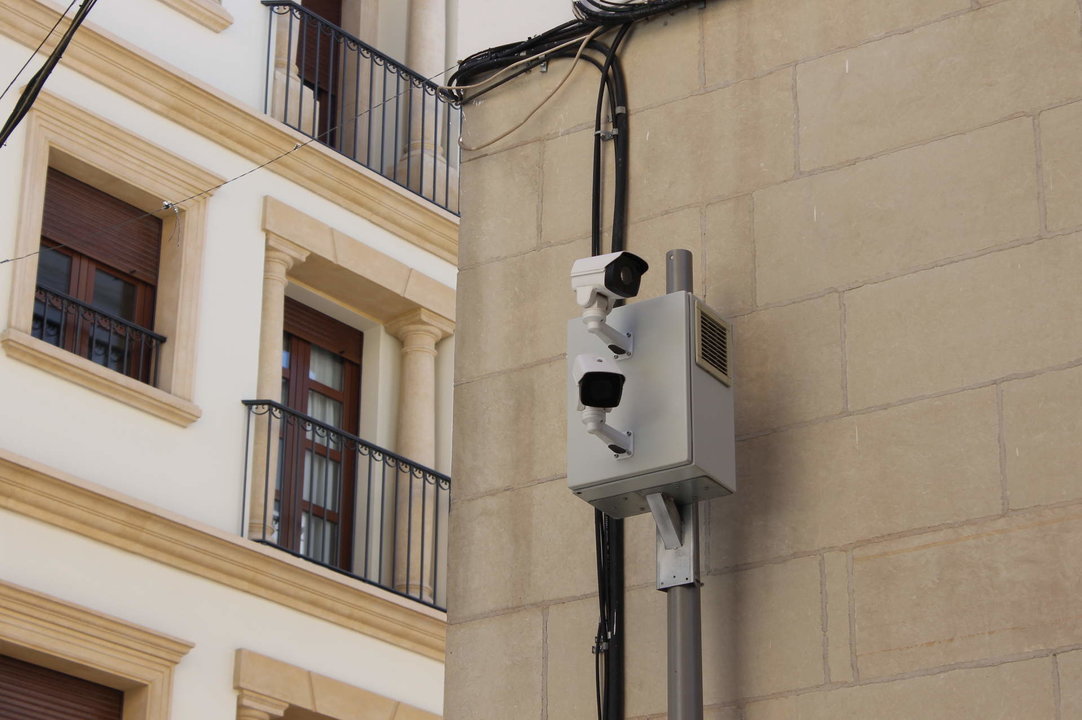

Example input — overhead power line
[0,0,79,104]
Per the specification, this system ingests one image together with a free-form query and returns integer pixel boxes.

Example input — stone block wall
[448,0,1082,717]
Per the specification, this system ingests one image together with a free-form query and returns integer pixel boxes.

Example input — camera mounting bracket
[580,406,634,458]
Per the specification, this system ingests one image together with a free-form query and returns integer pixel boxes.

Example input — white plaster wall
[0,36,456,535]
[453,0,571,58]
[0,509,444,716]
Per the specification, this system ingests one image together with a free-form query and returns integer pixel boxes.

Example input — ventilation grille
[695,301,731,387]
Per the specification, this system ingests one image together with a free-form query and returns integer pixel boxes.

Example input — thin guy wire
[0,0,79,103]
[0,62,459,267]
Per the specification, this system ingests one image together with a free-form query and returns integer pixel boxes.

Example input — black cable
[0,0,98,148]
[590,25,631,256]
[0,0,79,104]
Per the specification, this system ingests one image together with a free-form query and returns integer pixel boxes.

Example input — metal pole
[665,248,703,720]
[666,506,703,720]
[666,249,693,294]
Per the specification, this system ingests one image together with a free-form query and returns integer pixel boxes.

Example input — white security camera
[570,251,649,357]
[572,354,633,457]
[573,353,626,409]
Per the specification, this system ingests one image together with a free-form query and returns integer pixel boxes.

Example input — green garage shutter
[0,654,123,720]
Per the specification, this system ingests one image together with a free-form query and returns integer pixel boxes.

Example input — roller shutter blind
[284,297,364,365]
[41,168,161,286]
[0,654,123,720]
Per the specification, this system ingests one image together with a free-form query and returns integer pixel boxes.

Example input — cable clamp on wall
[596,129,618,140]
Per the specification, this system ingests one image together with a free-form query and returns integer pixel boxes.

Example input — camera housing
[571,251,649,357]
[573,354,626,409]
[571,251,650,308]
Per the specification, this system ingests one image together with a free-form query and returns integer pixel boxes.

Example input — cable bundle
[573,0,703,25]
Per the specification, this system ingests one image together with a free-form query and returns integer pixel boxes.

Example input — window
[33,169,163,385]
[0,580,192,720]
[0,653,123,720]
[277,298,363,569]
[1,92,222,426]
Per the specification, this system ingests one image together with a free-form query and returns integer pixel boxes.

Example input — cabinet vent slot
[695,301,731,387]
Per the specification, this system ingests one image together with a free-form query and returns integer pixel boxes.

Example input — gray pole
[666,249,693,294]
[664,249,703,720]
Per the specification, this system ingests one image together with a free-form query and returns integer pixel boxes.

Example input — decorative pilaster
[386,308,454,600]
[248,237,310,541]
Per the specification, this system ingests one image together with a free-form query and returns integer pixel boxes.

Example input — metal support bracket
[655,498,700,589]
[647,492,683,550]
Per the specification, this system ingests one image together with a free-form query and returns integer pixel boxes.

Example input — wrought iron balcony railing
[32,286,165,385]
[263,1,461,214]
[243,400,450,610]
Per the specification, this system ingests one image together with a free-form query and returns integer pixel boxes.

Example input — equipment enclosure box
[567,291,736,518]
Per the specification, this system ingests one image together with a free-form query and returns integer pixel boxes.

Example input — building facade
[448,0,1082,717]
[0,0,457,717]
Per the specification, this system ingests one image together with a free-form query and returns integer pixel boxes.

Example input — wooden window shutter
[41,168,162,285]
[0,654,123,720]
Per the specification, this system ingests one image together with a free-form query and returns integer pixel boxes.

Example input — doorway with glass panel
[279,298,362,569]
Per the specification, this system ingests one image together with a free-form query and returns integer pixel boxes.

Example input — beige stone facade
[448,0,1082,716]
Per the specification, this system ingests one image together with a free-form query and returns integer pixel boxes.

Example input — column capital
[237,690,289,719]
[386,308,455,344]
[265,234,310,271]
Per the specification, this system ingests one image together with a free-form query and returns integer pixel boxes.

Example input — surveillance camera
[573,353,626,409]
[572,354,633,457]
[571,252,649,357]
[571,251,649,308]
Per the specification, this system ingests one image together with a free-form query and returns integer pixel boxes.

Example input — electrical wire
[0,0,98,148]
[0,62,460,267]
[438,30,596,95]
[0,0,79,104]
[459,27,601,152]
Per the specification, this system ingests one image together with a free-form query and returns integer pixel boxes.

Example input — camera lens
[619,265,633,285]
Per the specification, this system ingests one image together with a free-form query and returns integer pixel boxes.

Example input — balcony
[262,1,461,214]
[243,400,449,610]
[32,286,164,386]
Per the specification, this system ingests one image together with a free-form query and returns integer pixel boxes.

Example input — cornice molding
[155,0,233,33]
[0,0,458,264]
[0,450,447,662]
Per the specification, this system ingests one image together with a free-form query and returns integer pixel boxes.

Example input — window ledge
[154,0,233,32]
[0,328,201,426]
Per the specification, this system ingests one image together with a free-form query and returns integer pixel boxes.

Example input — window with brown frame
[278,297,363,569]
[0,653,123,720]
[31,169,163,385]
